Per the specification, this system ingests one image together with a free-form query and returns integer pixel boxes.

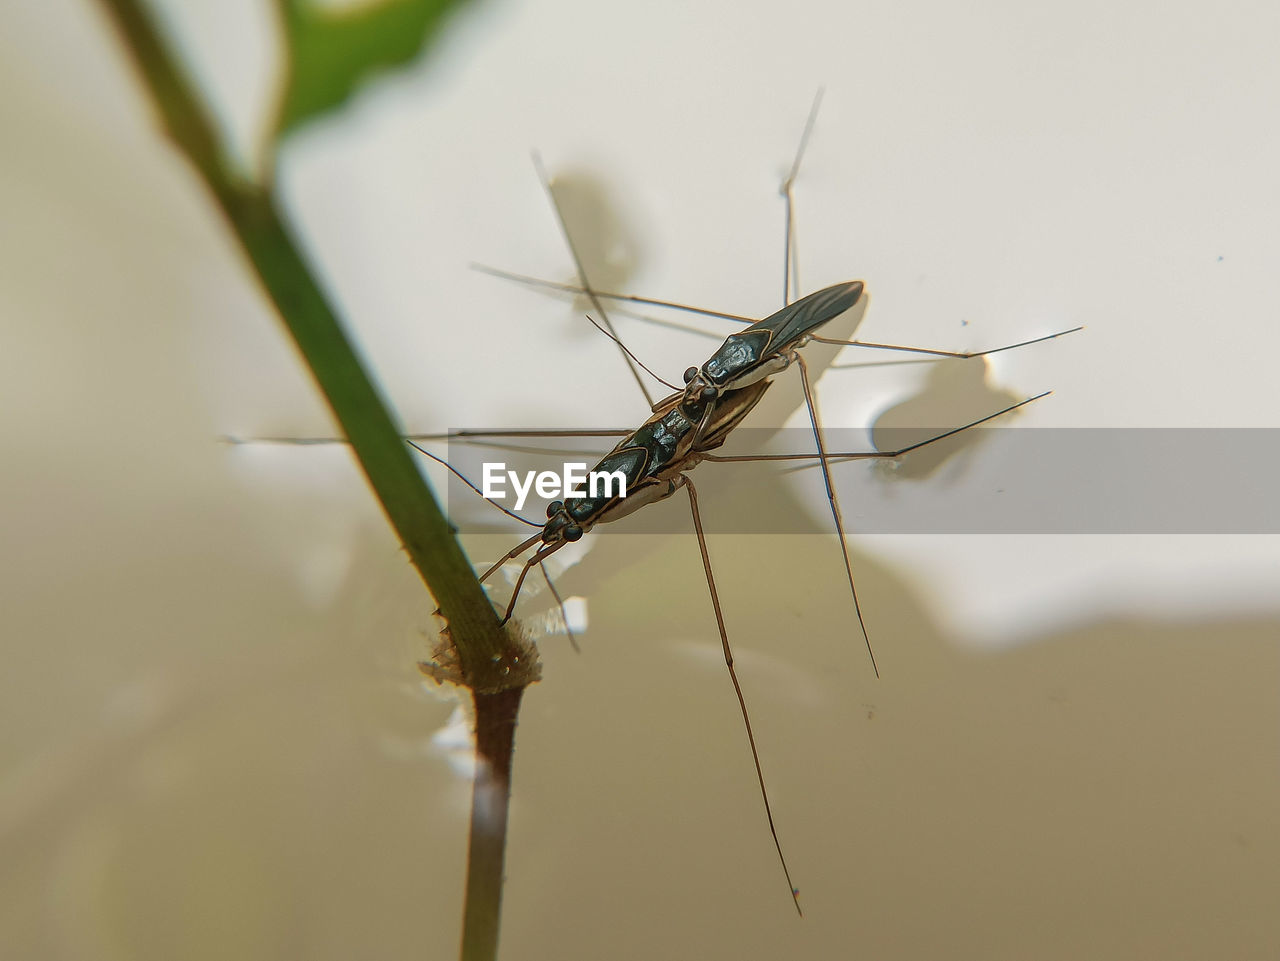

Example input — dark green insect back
[701,281,864,388]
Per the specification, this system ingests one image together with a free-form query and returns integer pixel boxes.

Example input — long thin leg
[795,353,879,678]
[228,434,552,529]
[472,263,756,323]
[231,430,578,627]
[442,428,631,440]
[497,541,564,624]
[777,95,882,677]
[813,326,1084,356]
[478,532,544,585]
[532,153,657,409]
[226,429,627,467]
[473,266,1082,358]
[781,88,823,307]
[223,427,632,447]
[700,391,1050,463]
[538,560,581,654]
[409,454,575,634]
[679,475,802,917]
[437,428,629,460]
[407,445,579,642]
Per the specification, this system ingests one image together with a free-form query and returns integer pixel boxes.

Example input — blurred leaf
[275,0,468,137]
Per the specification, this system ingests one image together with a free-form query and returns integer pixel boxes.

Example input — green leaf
[275,0,468,137]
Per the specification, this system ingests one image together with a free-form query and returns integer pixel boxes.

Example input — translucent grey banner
[439,428,1280,534]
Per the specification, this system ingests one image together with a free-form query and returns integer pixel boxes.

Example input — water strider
[455,286,1055,913]
[450,95,1078,915]
[232,94,1079,914]
[463,281,868,914]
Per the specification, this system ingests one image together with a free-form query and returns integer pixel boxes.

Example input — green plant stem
[95,2,524,957]
[95,0,512,684]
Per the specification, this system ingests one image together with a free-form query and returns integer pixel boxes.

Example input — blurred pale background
[2,1,1278,958]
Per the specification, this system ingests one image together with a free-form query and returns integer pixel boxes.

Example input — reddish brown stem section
[461,688,525,961]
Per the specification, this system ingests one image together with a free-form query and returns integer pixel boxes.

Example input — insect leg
[222,428,631,448]
[781,88,824,307]
[406,440,591,638]
[794,352,879,677]
[700,391,1051,464]
[478,532,545,586]
[538,560,581,654]
[815,326,1084,357]
[410,442,578,645]
[475,269,1082,360]
[678,474,802,917]
[496,541,565,625]
[471,264,757,325]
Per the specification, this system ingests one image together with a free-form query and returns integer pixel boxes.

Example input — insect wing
[565,444,649,522]
[702,281,863,389]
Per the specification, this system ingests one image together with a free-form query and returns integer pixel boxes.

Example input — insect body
[472,280,868,915]
[233,99,1075,916]
[682,281,864,408]
[481,281,866,622]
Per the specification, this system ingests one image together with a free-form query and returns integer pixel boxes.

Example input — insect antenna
[407,440,583,640]
[407,440,541,528]
[228,433,600,638]
[582,313,681,392]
